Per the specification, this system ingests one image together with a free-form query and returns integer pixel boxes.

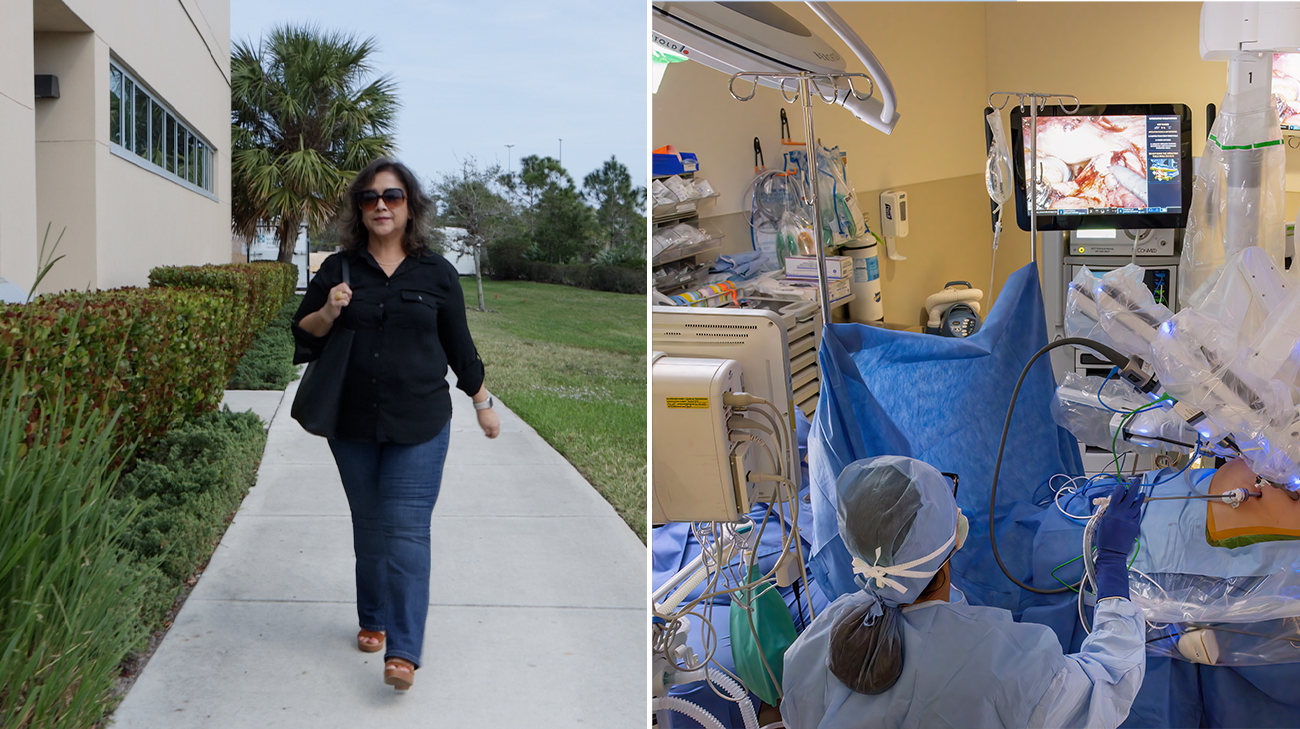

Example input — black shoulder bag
[291,256,354,437]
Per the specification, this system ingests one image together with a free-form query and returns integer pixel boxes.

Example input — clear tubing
[654,696,729,729]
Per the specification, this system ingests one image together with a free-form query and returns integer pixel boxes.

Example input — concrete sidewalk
[112,379,646,728]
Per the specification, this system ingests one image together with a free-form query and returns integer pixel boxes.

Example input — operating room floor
[109,375,646,728]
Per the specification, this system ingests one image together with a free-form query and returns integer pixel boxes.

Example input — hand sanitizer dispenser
[880,190,908,260]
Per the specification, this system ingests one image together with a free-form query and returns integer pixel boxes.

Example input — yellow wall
[654,2,988,218]
[653,1,1300,326]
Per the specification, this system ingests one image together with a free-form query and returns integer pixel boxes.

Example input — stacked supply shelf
[652,152,722,299]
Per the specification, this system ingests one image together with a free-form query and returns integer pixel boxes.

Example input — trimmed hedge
[149,262,297,356]
[489,258,645,294]
[0,262,296,452]
[0,263,293,727]
[484,237,644,294]
[0,288,242,452]
[226,295,302,390]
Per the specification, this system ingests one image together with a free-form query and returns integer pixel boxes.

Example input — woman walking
[292,158,500,690]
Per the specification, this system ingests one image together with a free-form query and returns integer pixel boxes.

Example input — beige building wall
[653,2,1298,326]
[5,0,230,297]
[0,1,38,293]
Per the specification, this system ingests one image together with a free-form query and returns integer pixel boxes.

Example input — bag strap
[342,255,350,286]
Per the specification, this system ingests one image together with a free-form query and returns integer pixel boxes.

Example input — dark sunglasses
[941,472,960,498]
[357,188,407,211]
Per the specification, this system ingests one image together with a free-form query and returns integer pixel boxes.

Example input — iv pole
[730,71,876,324]
[988,92,1080,264]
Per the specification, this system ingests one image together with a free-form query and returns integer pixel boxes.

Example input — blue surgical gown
[781,588,1145,729]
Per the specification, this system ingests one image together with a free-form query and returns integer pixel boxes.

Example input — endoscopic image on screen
[1275,53,1300,130]
[1021,115,1159,214]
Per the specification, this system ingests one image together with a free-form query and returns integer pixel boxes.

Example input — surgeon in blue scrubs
[781,456,1146,729]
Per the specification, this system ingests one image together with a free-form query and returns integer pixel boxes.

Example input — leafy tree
[231,25,399,263]
[431,160,516,311]
[502,155,594,264]
[583,156,646,267]
[502,155,565,237]
[531,185,595,264]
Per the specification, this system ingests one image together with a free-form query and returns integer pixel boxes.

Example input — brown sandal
[384,658,415,690]
[357,630,385,653]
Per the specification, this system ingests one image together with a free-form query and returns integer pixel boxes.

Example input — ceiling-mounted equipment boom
[652,1,899,133]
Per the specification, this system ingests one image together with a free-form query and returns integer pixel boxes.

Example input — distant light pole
[558,138,563,166]
[505,144,515,174]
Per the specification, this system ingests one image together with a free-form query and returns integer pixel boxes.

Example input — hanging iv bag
[986,109,1014,296]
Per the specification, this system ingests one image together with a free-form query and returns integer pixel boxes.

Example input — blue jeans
[328,424,450,668]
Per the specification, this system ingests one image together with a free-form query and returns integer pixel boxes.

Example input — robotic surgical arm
[1050,1,1300,488]
[1054,259,1300,489]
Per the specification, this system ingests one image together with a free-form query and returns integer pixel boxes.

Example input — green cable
[1051,554,1083,592]
[1109,395,1173,484]
[1049,539,1140,594]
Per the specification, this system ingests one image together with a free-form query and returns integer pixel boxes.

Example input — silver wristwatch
[473,395,494,411]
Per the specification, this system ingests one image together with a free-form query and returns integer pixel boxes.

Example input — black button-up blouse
[291,248,485,444]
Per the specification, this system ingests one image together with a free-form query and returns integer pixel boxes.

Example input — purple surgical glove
[1094,481,1144,601]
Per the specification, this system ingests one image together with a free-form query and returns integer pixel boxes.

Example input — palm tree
[231,25,399,262]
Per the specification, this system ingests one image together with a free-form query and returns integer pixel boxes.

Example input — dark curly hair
[337,158,432,256]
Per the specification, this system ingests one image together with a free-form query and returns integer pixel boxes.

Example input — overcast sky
[230,0,648,191]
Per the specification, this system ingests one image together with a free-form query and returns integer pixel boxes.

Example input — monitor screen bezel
[1008,103,1193,232]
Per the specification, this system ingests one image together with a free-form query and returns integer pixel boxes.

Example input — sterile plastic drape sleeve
[1144,617,1300,666]
[1244,285,1300,387]
[1052,372,1149,450]
[1131,570,1300,626]
[1064,267,1113,346]
[1121,408,1199,454]
[1192,247,1295,352]
[1051,372,1198,454]
[1150,308,1285,443]
[1179,90,1287,310]
[1094,264,1174,357]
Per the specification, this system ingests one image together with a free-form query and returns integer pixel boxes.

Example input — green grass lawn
[462,279,646,541]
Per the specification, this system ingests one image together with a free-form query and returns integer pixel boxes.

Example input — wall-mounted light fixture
[35,75,60,99]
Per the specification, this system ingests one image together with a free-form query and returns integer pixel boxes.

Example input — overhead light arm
[805,2,896,129]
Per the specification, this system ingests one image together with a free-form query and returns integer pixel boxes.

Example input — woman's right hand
[322,282,353,321]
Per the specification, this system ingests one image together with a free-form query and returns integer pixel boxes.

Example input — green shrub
[0,287,243,453]
[149,261,296,354]
[488,258,645,294]
[227,295,302,390]
[115,409,267,626]
[0,375,149,729]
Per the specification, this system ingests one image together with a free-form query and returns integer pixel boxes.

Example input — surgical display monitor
[1009,104,1193,231]
[1275,53,1300,130]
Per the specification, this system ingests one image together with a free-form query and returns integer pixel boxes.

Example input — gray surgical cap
[835,456,959,606]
